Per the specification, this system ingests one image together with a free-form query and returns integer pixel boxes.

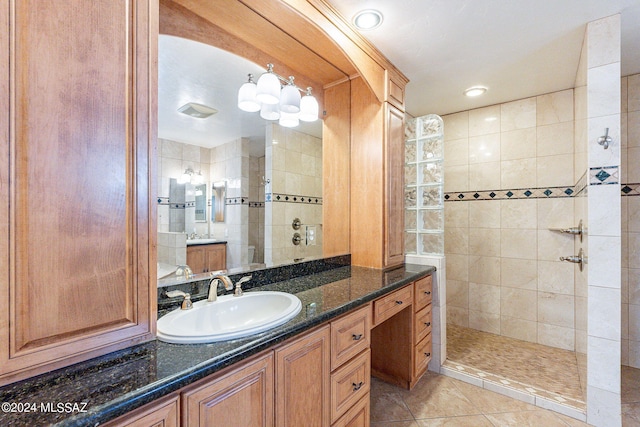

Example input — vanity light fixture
[237,63,319,127]
[177,168,204,185]
[353,9,383,30]
[463,86,488,97]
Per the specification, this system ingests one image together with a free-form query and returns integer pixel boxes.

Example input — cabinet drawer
[331,395,370,427]
[414,304,432,344]
[331,349,371,423]
[414,275,433,311]
[372,285,412,326]
[331,305,371,371]
[414,334,432,376]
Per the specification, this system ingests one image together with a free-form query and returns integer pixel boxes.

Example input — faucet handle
[165,290,193,310]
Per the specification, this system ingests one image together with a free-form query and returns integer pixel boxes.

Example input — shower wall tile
[537,323,574,351]
[468,200,500,228]
[447,279,469,308]
[500,316,537,343]
[588,62,621,119]
[536,154,574,187]
[500,158,537,188]
[501,258,537,290]
[536,89,574,126]
[538,292,575,328]
[468,228,500,256]
[444,138,469,166]
[587,13,620,68]
[588,114,621,167]
[537,261,574,295]
[501,229,537,260]
[501,287,537,321]
[537,121,574,156]
[468,133,500,164]
[446,253,469,282]
[469,105,501,136]
[469,282,500,314]
[588,286,621,341]
[588,235,622,288]
[500,199,537,229]
[501,97,536,131]
[469,161,501,190]
[468,256,501,286]
[469,310,500,334]
[537,229,575,262]
[444,165,469,192]
[443,111,469,140]
[500,127,537,160]
[588,184,621,236]
[448,305,469,327]
[629,74,640,112]
[588,337,621,394]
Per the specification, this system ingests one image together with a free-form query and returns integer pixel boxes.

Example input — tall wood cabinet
[0,0,158,385]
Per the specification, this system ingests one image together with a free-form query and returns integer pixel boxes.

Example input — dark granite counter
[0,263,435,427]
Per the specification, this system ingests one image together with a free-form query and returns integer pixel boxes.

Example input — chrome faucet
[208,275,234,302]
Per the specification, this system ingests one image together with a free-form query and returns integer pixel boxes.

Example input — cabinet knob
[424,322,431,327]
[395,300,403,305]
[352,333,363,341]
[424,352,431,357]
[352,381,364,391]
[424,291,431,295]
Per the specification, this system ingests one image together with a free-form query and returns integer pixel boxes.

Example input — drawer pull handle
[395,300,403,305]
[352,381,364,391]
[424,291,431,295]
[424,352,431,357]
[424,322,431,327]
[352,333,363,341]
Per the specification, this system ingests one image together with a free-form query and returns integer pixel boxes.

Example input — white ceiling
[159,1,640,148]
[330,0,640,117]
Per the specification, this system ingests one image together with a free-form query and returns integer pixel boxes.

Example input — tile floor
[445,324,586,409]
[369,323,640,426]
[370,373,590,426]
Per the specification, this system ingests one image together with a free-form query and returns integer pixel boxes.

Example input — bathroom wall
[443,89,580,351]
[157,138,211,237]
[621,72,640,367]
[264,124,323,266]
[249,155,265,264]
[210,138,249,269]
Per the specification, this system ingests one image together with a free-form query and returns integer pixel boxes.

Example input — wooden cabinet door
[0,0,157,385]
[103,394,179,427]
[384,103,405,268]
[182,352,274,427]
[204,244,226,272]
[275,325,331,427]
[186,246,206,273]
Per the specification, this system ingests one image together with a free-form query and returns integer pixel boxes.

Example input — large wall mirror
[157,35,326,273]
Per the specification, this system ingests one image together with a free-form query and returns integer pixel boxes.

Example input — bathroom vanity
[186,241,227,273]
[0,264,434,426]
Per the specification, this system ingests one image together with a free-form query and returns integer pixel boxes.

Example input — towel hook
[598,128,612,150]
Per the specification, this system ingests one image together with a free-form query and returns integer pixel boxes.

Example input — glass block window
[405,114,444,255]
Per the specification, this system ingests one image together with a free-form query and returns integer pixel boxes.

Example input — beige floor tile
[451,378,537,414]
[485,409,577,426]
[416,415,493,426]
[622,366,640,404]
[554,412,591,426]
[622,402,640,426]
[371,422,420,427]
[402,372,481,419]
[371,378,415,422]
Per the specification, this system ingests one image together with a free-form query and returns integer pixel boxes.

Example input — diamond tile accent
[524,190,532,197]
[564,188,573,195]
[473,193,480,199]
[544,189,553,196]
[506,191,513,197]
[589,166,619,185]
[265,193,323,204]
[595,170,611,182]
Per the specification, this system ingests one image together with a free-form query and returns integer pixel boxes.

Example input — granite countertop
[0,263,435,427]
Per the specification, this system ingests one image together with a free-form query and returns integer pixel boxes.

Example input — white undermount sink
[157,292,302,344]
[186,238,219,245]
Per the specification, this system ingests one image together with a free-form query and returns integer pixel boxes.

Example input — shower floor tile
[445,324,586,409]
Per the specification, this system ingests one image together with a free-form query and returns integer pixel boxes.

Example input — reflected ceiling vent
[178,102,218,118]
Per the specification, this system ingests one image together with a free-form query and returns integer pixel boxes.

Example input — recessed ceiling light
[178,102,218,118]
[353,9,383,30]
[463,86,488,97]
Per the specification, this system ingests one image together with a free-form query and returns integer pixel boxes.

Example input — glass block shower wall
[404,114,444,255]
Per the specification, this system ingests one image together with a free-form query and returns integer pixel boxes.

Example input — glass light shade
[191,171,204,185]
[260,102,280,121]
[299,94,319,122]
[256,72,280,104]
[279,84,301,113]
[178,170,191,184]
[237,81,260,112]
[279,111,299,128]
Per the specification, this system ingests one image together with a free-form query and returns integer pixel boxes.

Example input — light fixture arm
[265,63,310,94]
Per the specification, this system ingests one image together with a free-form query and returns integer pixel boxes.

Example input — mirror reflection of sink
[186,238,219,245]
[157,291,302,344]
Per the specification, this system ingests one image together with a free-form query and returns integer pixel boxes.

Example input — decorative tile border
[589,166,619,185]
[622,183,640,196]
[249,201,265,208]
[157,196,170,205]
[226,197,248,205]
[266,193,322,204]
[445,186,577,202]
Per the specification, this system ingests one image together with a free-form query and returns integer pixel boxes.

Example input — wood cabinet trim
[330,348,370,423]
[372,285,413,327]
[330,305,371,371]
[102,393,180,427]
